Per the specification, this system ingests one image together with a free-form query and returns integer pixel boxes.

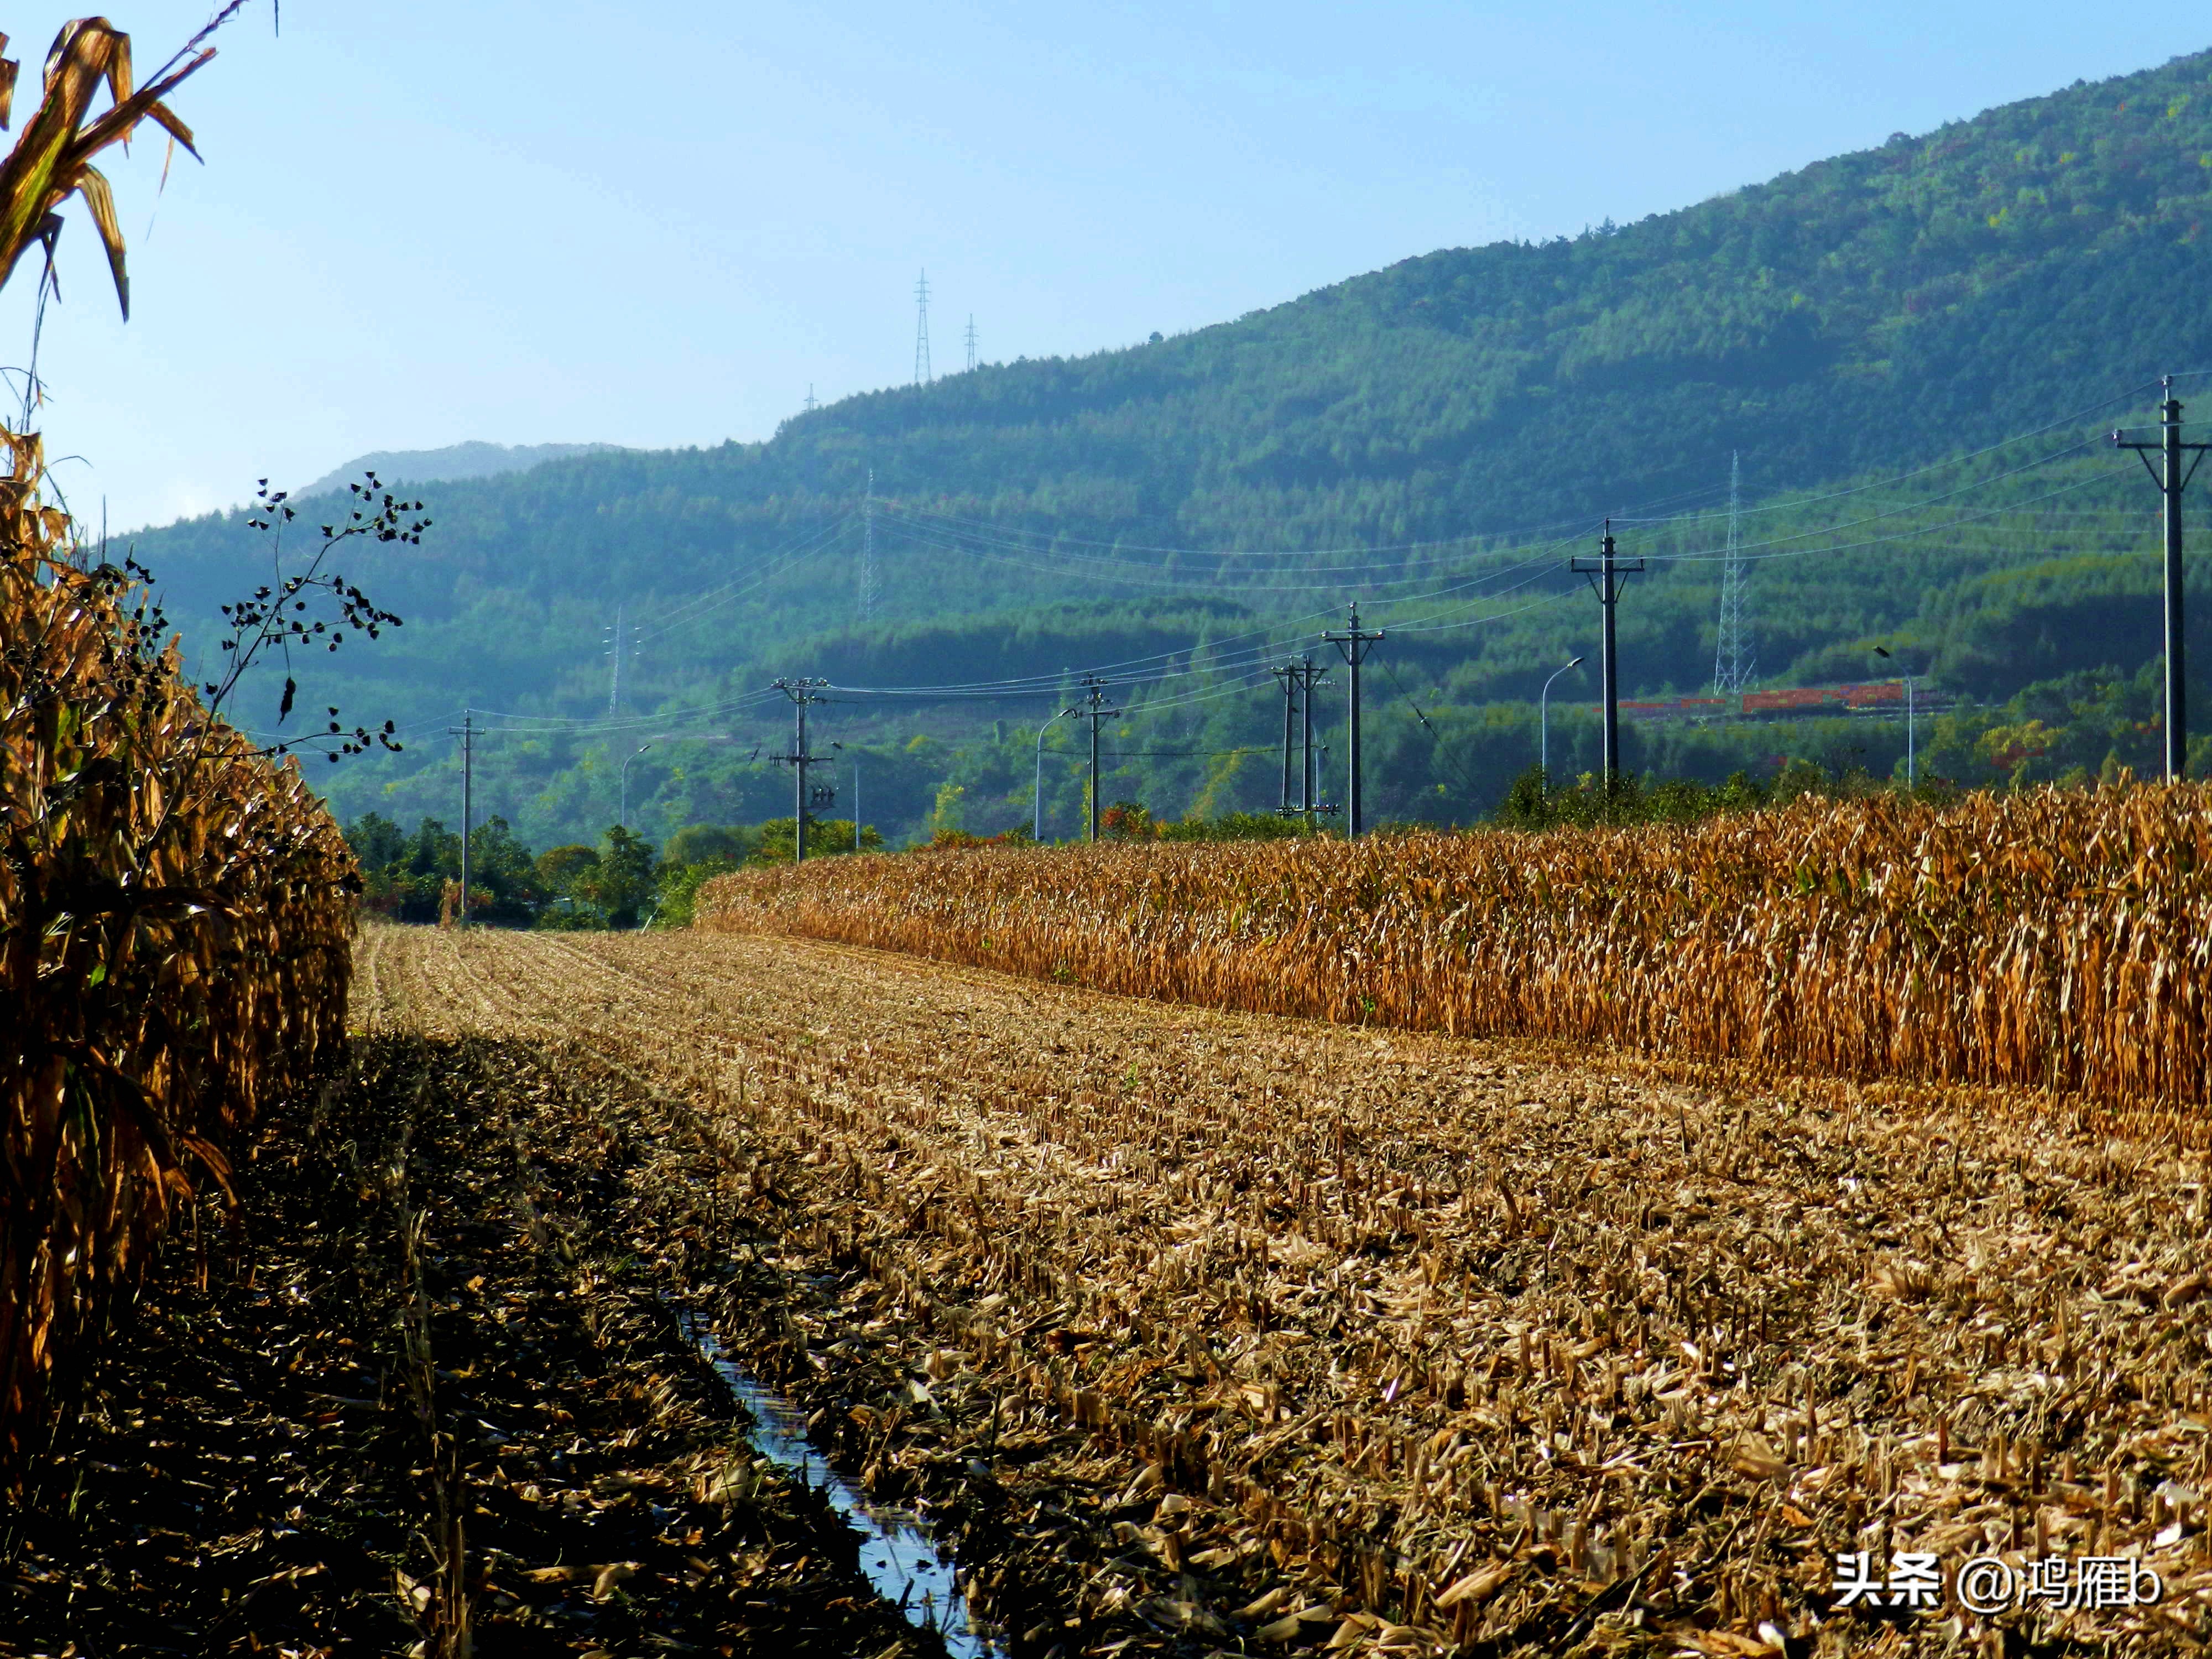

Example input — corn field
[0,429,354,1486]
[697,785,2212,1107]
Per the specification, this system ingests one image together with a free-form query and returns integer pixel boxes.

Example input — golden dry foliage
[698,785,2212,1106]
[0,430,354,1485]
[0,13,218,319]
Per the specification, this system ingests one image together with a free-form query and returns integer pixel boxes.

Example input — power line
[631,513,855,646]
[1380,657,1486,802]
[859,469,878,622]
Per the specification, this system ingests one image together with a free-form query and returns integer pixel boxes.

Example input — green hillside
[131,46,2212,851]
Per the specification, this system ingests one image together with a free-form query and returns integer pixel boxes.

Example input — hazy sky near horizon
[0,1,2203,531]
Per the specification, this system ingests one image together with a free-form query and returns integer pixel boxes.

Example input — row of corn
[0,432,355,1488]
[697,783,2212,1105]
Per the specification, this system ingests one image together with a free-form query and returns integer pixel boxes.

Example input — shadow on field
[2,1034,940,1658]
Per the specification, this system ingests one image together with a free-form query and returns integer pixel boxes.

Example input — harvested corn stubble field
[338,921,2212,1656]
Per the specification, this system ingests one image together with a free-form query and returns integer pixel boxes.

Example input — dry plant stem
[359,922,2212,1655]
[394,1083,472,1657]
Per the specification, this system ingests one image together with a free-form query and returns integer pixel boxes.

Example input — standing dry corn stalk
[695,784,2212,1109]
[0,5,353,1499]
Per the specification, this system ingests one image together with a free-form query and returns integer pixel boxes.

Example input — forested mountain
[294,441,625,499]
[131,46,2212,850]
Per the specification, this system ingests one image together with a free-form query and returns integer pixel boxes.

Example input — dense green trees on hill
[129,47,2212,848]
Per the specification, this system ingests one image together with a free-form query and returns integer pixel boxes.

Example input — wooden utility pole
[2114,378,2211,780]
[1571,522,1644,789]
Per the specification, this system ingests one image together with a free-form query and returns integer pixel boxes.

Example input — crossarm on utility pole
[2112,378,2212,781]
[771,677,831,863]
[1322,606,1384,837]
[1569,522,1645,790]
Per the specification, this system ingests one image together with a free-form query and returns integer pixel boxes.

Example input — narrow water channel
[673,1308,1001,1658]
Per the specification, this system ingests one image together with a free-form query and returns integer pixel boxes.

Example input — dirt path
[341,922,2212,1656]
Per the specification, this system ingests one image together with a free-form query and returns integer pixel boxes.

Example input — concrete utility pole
[1323,607,1384,837]
[1270,657,1328,819]
[1572,522,1645,789]
[1301,658,1319,822]
[772,677,830,862]
[1077,675,1120,841]
[2112,378,2211,781]
[447,709,474,925]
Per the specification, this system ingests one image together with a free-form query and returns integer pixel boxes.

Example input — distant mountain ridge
[298,440,624,498]
[126,44,2212,847]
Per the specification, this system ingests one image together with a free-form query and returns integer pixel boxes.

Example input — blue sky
[1,0,2204,531]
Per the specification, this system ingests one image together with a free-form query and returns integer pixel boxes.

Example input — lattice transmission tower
[964,314,977,372]
[1712,452,1756,694]
[913,270,932,385]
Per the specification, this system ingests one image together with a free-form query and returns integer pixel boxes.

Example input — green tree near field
[345,812,544,922]
[650,823,762,928]
[750,817,884,865]
[565,826,657,927]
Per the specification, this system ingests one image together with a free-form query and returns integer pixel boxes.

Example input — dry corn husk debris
[7,1032,938,1655]
[357,923,2212,1653]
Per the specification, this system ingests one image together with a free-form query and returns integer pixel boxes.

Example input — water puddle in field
[674,1307,998,1657]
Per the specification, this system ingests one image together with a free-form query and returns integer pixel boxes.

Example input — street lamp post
[1034,708,1072,841]
[620,742,653,829]
[1873,646,1915,788]
[1540,656,1585,779]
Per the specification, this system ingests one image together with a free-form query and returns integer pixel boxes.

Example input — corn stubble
[698,786,2212,1108]
[364,925,2212,1654]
